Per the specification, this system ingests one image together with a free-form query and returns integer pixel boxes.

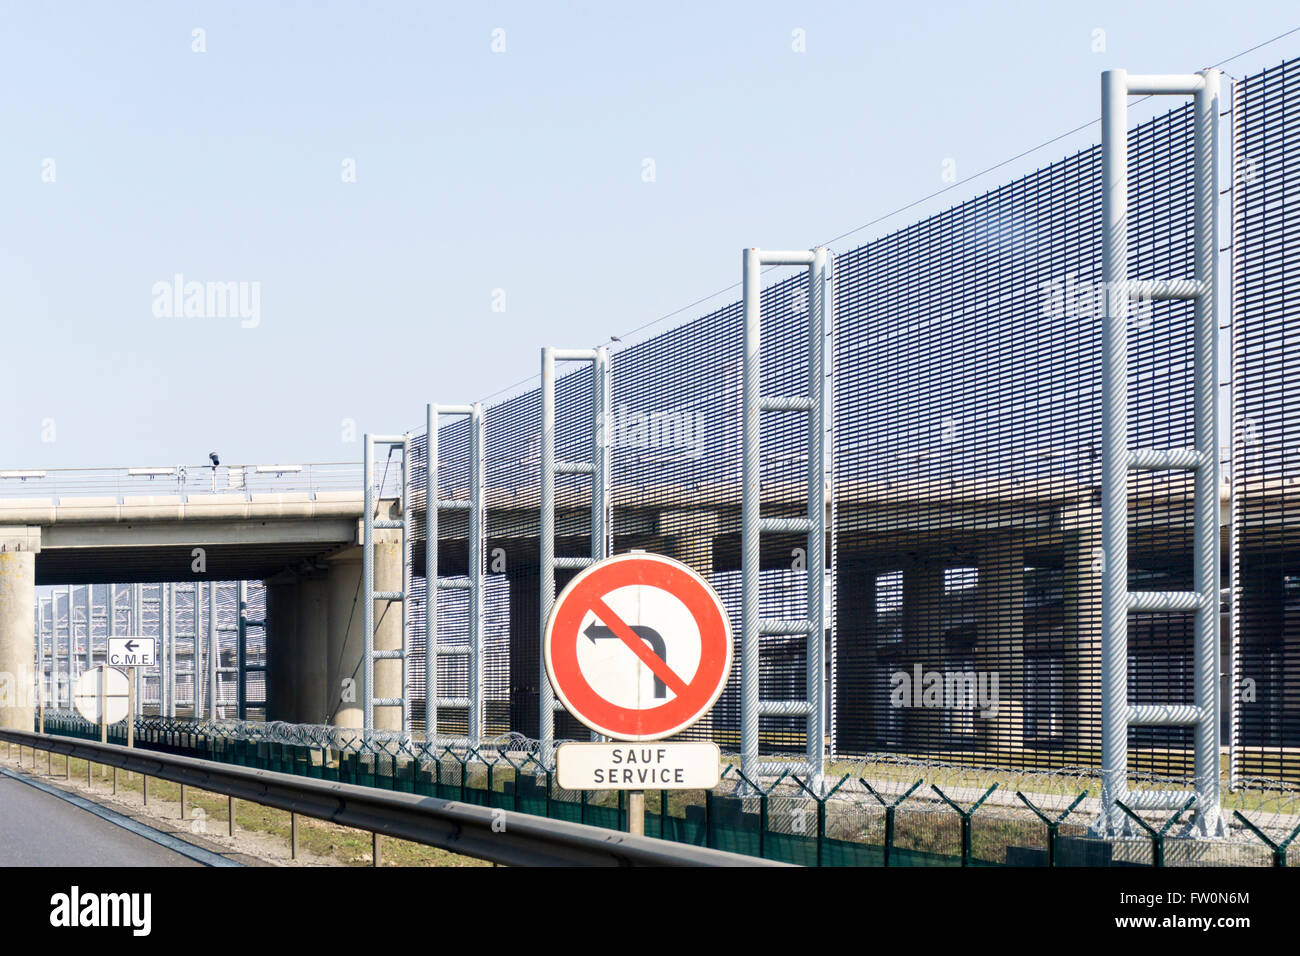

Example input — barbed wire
[37,709,1299,846]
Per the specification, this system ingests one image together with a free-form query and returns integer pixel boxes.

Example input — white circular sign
[73,666,130,725]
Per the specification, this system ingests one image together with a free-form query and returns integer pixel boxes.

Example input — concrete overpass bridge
[0,462,416,734]
[0,463,365,584]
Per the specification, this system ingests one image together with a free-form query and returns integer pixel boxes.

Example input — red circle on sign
[544,552,733,741]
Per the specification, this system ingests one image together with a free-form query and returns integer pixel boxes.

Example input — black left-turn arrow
[584,622,669,698]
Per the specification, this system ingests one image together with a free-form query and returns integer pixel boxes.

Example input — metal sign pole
[98,667,107,744]
[628,790,645,835]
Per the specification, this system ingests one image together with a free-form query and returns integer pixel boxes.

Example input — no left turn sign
[544,552,733,741]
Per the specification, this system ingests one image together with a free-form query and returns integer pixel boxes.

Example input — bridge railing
[0,462,368,501]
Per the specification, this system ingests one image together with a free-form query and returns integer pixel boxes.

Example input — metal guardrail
[0,729,784,867]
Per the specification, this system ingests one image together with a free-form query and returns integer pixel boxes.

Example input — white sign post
[544,553,733,835]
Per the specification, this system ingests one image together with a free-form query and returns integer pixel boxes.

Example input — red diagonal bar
[589,596,691,699]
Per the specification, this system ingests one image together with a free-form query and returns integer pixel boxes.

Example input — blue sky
[2,1,1295,468]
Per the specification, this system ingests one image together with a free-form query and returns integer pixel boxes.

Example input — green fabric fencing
[28,713,1285,867]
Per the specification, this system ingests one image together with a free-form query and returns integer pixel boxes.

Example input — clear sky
[2,1,1296,469]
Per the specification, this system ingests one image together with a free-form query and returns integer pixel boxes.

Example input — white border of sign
[543,551,734,741]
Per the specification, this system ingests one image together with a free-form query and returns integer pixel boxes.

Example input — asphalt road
[0,774,199,866]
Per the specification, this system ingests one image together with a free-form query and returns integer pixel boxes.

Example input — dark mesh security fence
[603,282,814,753]
[400,57,1300,781]
[1231,55,1300,781]
[34,581,265,721]
[410,279,815,749]
[833,103,1199,774]
[409,424,513,739]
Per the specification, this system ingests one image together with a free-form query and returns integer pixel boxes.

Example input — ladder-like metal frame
[32,579,259,720]
[741,247,831,788]
[164,583,174,717]
[539,345,611,762]
[363,433,413,737]
[425,402,486,743]
[235,581,267,721]
[172,582,202,717]
[35,595,48,710]
[206,580,218,720]
[63,586,73,709]
[206,582,248,721]
[1097,68,1223,837]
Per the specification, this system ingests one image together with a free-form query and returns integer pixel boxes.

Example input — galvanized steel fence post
[424,402,485,743]
[741,247,830,789]
[1227,76,1244,795]
[236,581,247,720]
[167,583,177,717]
[208,579,218,720]
[1097,68,1224,837]
[363,432,414,737]
[538,346,611,763]
[63,586,72,709]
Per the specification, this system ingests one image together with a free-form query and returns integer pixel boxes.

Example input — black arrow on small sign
[584,622,669,698]
[125,640,139,653]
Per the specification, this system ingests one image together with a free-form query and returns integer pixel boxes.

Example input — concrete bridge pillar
[975,537,1025,754]
[371,530,404,732]
[265,577,300,723]
[267,553,376,730]
[1064,511,1102,754]
[506,561,539,739]
[0,528,40,732]
[325,549,364,730]
[319,529,402,733]
[834,559,874,753]
[294,576,330,725]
